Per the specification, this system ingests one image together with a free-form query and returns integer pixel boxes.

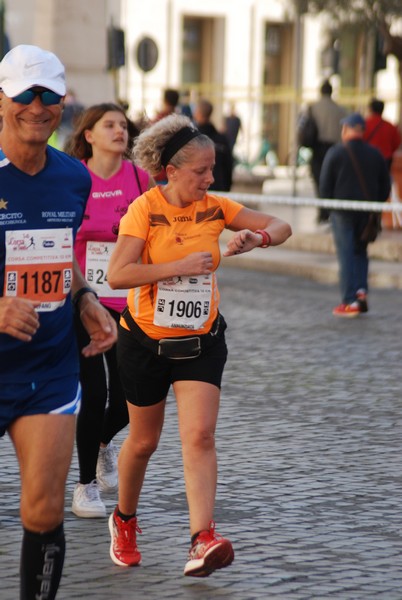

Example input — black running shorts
[116,325,228,407]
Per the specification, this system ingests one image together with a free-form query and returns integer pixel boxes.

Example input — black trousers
[311,142,333,222]
[74,307,128,484]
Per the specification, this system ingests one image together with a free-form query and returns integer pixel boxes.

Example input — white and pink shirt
[74,160,149,312]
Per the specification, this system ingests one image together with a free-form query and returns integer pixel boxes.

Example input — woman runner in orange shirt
[107,114,292,577]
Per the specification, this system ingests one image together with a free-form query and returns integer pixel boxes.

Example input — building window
[182,17,203,83]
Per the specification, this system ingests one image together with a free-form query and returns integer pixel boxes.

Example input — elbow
[268,220,292,246]
[107,271,118,290]
[276,222,292,245]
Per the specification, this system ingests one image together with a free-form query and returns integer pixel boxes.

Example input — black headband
[161,126,201,168]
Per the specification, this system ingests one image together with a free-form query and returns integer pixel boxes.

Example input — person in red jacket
[364,98,401,171]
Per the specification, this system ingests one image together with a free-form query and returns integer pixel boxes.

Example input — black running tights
[74,307,128,484]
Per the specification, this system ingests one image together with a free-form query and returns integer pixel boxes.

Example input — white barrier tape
[225,192,402,213]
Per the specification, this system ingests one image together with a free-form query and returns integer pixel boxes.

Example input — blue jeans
[330,211,369,304]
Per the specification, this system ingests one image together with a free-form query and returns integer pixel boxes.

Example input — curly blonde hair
[132,113,213,176]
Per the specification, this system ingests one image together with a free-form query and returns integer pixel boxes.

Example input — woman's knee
[125,432,160,459]
[183,428,216,453]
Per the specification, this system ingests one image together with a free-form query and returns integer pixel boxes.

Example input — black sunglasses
[12,89,63,106]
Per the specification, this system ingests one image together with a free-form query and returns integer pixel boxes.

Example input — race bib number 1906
[154,274,213,330]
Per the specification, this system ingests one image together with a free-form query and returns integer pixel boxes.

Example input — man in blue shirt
[0,44,117,599]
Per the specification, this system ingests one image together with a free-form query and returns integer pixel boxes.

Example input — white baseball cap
[0,44,66,98]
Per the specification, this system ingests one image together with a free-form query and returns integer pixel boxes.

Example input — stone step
[219,241,402,290]
[283,229,402,262]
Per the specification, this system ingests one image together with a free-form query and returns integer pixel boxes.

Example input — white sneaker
[96,442,118,492]
[71,480,106,518]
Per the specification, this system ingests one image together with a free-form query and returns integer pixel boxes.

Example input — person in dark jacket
[193,98,233,191]
[319,112,391,317]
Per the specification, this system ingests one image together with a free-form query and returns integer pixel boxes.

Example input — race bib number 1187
[4,228,73,312]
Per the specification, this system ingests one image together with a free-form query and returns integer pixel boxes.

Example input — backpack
[297,108,318,148]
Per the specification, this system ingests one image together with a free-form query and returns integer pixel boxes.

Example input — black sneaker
[356,290,368,313]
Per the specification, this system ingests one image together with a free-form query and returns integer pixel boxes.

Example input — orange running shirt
[118,186,243,339]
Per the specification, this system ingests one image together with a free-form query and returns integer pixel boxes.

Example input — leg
[9,413,75,600]
[354,243,369,294]
[72,315,108,517]
[109,326,172,567]
[115,326,171,514]
[95,346,128,493]
[331,211,358,304]
[174,380,220,536]
[101,345,129,445]
[312,144,331,223]
[74,313,108,484]
[117,400,166,515]
[9,413,75,530]
[75,353,107,482]
[175,380,234,578]
[108,400,165,567]
[310,154,320,196]
[354,215,369,295]
[100,309,128,445]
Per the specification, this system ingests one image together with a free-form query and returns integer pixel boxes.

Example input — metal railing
[226,192,402,215]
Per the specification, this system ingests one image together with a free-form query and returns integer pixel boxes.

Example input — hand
[223,230,262,257]
[78,294,118,357]
[0,297,41,342]
[177,252,214,276]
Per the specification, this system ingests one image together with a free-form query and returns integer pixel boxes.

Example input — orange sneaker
[332,302,361,318]
[184,521,234,577]
[108,510,142,567]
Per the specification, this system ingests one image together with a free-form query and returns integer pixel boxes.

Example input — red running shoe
[332,302,361,318]
[184,521,234,577]
[109,510,142,566]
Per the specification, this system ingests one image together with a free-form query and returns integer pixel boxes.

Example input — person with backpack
[304,80,347,223]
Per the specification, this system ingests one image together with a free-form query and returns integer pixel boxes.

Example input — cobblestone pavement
[1,268,401,599]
